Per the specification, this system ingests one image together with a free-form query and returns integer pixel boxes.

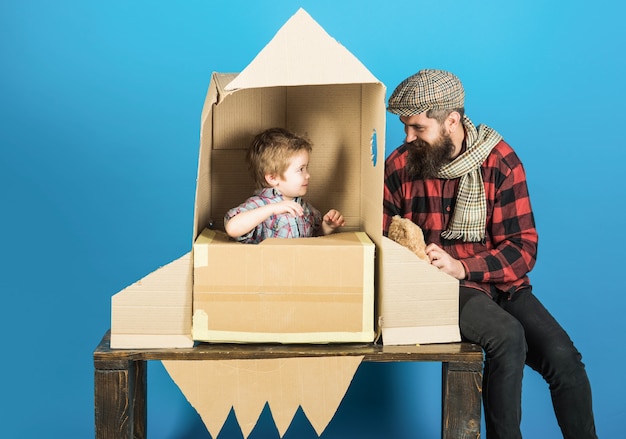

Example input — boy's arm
[225,200,304,238]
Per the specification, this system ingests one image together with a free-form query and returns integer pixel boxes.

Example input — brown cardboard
[111,252,194,348]
[109,9,460,350]
[108,7,461,437]
[193,230,375,343]
[162,356,363,438]
[379,238,460,344]
[191,6,385,344]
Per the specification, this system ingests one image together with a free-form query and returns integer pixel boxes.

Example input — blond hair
[247,127,312,189]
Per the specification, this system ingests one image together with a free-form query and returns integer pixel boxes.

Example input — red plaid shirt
[383,139,538,297]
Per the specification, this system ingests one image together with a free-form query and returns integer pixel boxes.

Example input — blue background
[2,1,624,438]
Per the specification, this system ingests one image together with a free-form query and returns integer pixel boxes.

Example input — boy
[225,127,345,243]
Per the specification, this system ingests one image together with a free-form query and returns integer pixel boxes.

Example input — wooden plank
[132,360,147,439]
[94,361,133,439]
[96,330,483,363]
[442,361,482,439]
[94,353,147,439]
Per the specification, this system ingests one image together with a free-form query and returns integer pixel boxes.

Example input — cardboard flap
[379,237,461,344]
[162,356,363,438]
[297,356,363,436]
[225,8,379,91]
[381,236,458,279]
[110,252,193,348]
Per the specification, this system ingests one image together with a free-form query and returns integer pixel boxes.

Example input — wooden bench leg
[94,358,147,439]
[441,360,482,439]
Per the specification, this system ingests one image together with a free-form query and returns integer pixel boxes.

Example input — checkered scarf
[438,116,502,242]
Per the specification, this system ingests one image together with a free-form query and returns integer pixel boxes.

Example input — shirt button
[446,206,451,212]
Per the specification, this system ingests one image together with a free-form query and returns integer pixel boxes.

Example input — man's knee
[536,342,587,387]
[488,318,527,360]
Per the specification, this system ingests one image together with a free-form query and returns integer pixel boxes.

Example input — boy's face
[272,150,310,200]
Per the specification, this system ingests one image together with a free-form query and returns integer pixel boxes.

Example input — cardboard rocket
[108,8,459,437]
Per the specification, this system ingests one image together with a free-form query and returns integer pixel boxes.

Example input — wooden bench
[94,330,483,439]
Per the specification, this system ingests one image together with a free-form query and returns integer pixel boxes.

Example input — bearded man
[383,69,597,439]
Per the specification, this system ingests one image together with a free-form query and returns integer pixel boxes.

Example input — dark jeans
[459,286,597,439]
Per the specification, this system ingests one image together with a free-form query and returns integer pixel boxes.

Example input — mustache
[408,137,431,149]
[405,135,455,179]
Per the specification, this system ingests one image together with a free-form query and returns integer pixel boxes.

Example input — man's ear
[447,111,462,134]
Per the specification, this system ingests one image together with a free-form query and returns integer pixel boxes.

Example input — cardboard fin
[267,396,300,438]
[233,360,279,439]
[162,356,363,438]
[296,356,363,436]
[162,359,234,437]
[225,8,378,91]
[110,252,193,348]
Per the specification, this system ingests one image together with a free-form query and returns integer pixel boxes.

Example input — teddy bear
[387,215,429,262]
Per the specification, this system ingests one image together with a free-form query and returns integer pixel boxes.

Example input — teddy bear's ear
[389,215,402,231]
[388,217,409,244]
[388,216,404,241]
[387,216,429,262]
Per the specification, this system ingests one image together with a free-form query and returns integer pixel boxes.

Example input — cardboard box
[192,230,375,343]
[190,42,383,342]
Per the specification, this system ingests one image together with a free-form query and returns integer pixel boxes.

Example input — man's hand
[425,243,466,280]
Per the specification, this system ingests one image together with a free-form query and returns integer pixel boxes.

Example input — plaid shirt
[225,187,322,244]
[383,139,538,297]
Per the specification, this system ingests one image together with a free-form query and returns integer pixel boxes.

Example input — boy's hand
[323,209,345,230]
[273,200,304,217]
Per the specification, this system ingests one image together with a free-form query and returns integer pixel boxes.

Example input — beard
[405,130,455,179]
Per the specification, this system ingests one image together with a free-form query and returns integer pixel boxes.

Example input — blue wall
[2,1,624,437]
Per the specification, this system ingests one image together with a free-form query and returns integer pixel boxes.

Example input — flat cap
[387,69,465,116]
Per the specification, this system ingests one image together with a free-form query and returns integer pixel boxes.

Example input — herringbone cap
[387,69,465,116]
